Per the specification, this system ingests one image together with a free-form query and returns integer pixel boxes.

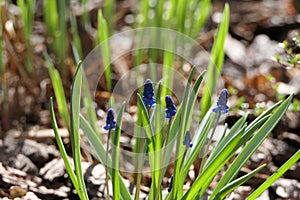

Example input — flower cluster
[165,95,176,119]
[104,108,116,131]
[212,89,229,114]
[142,79,156,109]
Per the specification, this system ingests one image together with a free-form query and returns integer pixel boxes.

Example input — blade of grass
[185,70,206,130]
[57,0,67,67]
[189,0,211,38]
[103,0,115,34]
[70,61,88,199]
[80,0,90,28]
[171,67,198,198]
[111,103,125,200]
[50,97,82,199]
[43,0,68,75]
[214,164,266,200]
[72,44,101,136]
[133,112,146,200]
[137,93,158,197]
[70,15,83,59]
[247,150,300,200]
[153,82,163,200]
[183,111,215,175]
[45,52,70,132]
[43,0,57,37]
[205,115,248,165]
[137,94,156,152]
[17,0,35,73]
[97,10,112,91]
[201,4,229,117]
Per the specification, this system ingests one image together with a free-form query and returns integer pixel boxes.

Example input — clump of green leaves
[47,2,300,200]
[50,61,299,200]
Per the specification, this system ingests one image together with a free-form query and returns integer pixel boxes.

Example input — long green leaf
[49,97,82,199]
[190,0,211,38]
[112,103,125,200]
[203,124,246,173]
[201,4,229,117]
[103,0,115,33]
[207,114,248,163]
[172,67,196,198]
[97,10,112,91]
[185,70,206,130]
[137,93,158,197]
[214,164,266,200]
[137,94,156,153]
[70,62,88,199]
[183,111,215,175]
[45,52,70,132]
[247,150,300,200]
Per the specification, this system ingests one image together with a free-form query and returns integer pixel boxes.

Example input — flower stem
[105,129,111,200]
[134,138,145,200]
[155,117,173,200]
[199,111,221,174]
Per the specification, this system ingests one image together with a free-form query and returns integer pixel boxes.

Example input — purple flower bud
[165,96,176,119]
[142,79,156,109]
[183,131,193,149]
[104,108,116,130]
[212,89,229,114]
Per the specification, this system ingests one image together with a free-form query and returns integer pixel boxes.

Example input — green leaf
[201,3,230,117]
[183,111,215,175]
[214,164,266,200]
[97,10,112,91]
[137,93,158,196]
[171,67,197,198]
[111,103,125,200]
[49,97,82,199]
[45,52,70,132]
[189,0,211,38]
[70,62,88,199]
[247,150,300,200]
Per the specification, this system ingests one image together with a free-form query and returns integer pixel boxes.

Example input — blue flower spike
[183,131,193,148]
[165,95,176,119]
[167,175,173,192]
[142,79,156,109]
[212,89,229,114]
[104,108,116,131]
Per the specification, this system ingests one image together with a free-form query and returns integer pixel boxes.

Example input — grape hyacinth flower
[104,108,116,200]
[142,79,156,109]
[167,175,174,192]
[165,95,176,119]
[104,108,116,130]
[212,89,229,114]
[183,130,193,149]
[179,131,193,173]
